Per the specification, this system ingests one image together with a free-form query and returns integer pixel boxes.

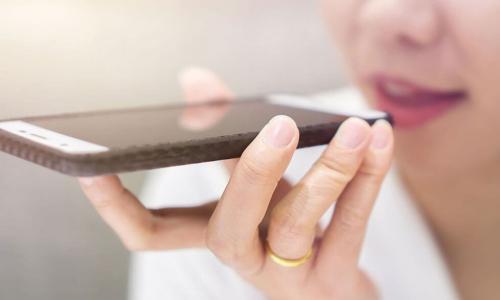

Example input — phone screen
[3,96,385,152]
[0,95,390,160]
[0,95,390,175]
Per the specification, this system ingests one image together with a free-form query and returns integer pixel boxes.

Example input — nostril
[397,35,423,49]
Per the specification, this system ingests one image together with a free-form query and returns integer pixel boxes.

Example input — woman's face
[324,0,500,183]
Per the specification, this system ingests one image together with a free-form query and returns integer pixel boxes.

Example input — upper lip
[372,75,467,107]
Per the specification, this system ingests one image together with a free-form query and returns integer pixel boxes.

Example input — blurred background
[0,1,346,299]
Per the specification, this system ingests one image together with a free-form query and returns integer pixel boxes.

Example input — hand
[78,68,394,300]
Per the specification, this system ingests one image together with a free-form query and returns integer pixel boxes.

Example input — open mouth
[373,76,467,128]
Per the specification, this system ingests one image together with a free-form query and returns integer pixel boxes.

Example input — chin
[393,103,495,184]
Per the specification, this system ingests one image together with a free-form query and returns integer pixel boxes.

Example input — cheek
[322,0,359,50]
[446,1,500,158]
[322,0,364,89]
[446,0,500,112]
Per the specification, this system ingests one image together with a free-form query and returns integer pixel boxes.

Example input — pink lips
[372,76,466,128]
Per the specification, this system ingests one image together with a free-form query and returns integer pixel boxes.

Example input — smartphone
[0,95,391,177]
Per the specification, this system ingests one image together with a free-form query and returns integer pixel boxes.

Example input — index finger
[78,175,210,250]
[79,175,154,247]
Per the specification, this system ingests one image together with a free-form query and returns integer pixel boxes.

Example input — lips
[372,76,466,128]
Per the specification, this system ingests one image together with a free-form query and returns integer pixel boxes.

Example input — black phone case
[0,102,392,177]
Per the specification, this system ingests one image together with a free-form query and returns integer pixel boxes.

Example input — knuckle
[318,158,354,186]
[357,169,386,188]
[335,203,367,234]
[122,220,157,252]
[356,162,391,187]
[359,164,385,178]
[237,156,275,186]
[270,209,312,242]
[317,155,358,185]
[205,231,263,276]
[205,232,248,266]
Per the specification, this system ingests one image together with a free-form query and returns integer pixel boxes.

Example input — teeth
[383,82,416,97]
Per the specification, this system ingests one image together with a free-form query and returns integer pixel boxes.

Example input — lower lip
[374,85,465,129]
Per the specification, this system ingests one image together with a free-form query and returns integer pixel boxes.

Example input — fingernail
[262,115,296,148]
[335,118,369,149]
[371,120,392,149]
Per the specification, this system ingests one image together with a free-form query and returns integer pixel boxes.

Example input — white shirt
[128,89,460,300]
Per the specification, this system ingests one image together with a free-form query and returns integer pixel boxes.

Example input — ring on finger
[265,240,314,268]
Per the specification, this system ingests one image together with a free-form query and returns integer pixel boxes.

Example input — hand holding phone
[78,68,394,300]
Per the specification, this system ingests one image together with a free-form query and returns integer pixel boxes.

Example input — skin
[79,68,394,300]
[325,0,500,299]
[79,0,500,299]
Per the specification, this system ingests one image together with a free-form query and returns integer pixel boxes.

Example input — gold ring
[265,241,313,268]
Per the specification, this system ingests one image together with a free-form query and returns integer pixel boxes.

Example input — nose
[358,0,442,48]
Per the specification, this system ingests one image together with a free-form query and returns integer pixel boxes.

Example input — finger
[205,115,299,275]
[223,159,294,214]
[267,118,372,260]
[178,67,234,131]
[260,179,294,231]
[222,157,293,223]
[79,176,211,251]
[316,120,394,276]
